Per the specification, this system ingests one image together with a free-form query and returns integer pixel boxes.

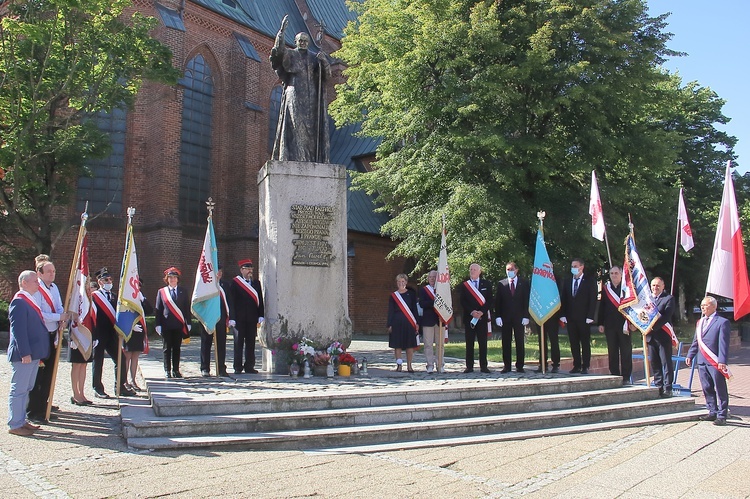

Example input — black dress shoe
[94,390,110,399]
[246,368,259,374]
[699,414,717,422]
[218,371,229,377]
[172,371,183,378]
[463,368,474,373]
[51,405,60,412]
[517,368,525,373]
[201,370,211,377]
[713,418,727,426]
[659,390,673,398]
[500,368,511,374]
[551,366,559,373]
[119,386,137,397]
[569,368,582,374]
[581,368,589,374]
[480,368,491,373]
[165,371,173,379]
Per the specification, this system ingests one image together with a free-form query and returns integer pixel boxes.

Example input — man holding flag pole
[529,211,561,375]
[192,198,225,377]
[433,215,453,374]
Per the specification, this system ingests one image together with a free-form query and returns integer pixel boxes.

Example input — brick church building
[4,0,415,334]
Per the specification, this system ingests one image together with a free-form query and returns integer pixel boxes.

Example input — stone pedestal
[257,160,352,373]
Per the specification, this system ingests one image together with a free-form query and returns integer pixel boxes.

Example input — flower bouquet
[327,341,344,356]
[290,337,315,365]
[337,352,356,377]
[312,352,331,366]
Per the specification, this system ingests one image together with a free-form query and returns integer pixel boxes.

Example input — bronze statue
[270,15,331,163]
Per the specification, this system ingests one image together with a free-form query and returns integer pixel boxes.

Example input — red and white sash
[14,290,45,324]
[160,287,188,335]
[661,322,679,348]
[219,286,230,324]
[423,285,436,300]
[392,291,418,331]
[604,282,621,307]
[696,318,732,379]
[37,279,58,312]
[91,290,116,326]
[463,280,486,306]
[233,276,259,306]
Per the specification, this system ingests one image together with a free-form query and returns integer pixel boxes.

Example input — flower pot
[312,365,327,377]
[338,364,351,377]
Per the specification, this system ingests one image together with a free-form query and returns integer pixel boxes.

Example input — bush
[0,300,8,331]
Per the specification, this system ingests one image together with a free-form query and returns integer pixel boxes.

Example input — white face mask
[102,283,113,291]
[571,267,580,277]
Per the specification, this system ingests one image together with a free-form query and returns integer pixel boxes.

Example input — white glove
[155,325,162,335]
[521,318,529,326]
[258,317,265,324]
[495,317,503,327]
[187,325,192,332]
[228,320,236,327]
[133,323,143,333]
[585,318,593,324]
[560,317,567,324]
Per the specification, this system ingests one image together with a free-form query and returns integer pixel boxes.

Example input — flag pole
[116,207,136,399]
[206,198,220,377]
[46,204,88,421]
[538,211,547,374]
[629,214,651,386]
[670,184,684,296]
[604,231,613,269]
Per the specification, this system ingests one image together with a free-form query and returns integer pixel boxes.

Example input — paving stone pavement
[0,333,749,498]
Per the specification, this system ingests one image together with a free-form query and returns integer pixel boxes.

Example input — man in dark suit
[459,263,493,373]
[154,267,193,379]
[687,296,731,426]
[598,266,631,383]
[494,261,530,373]
[647,277,675,397]
[200,266,230,377]
[91,268,135,396]
[229,259,264,374]
[560,258,597,374]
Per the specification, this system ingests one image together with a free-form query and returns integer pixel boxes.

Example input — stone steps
[122,359,700,452]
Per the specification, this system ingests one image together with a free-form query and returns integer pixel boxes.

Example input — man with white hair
[687,296,731,426]
[7,271,50,436]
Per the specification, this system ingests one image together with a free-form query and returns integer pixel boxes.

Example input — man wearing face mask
[560,258,598,374]
[494,262,530,373]
[90,268,135,398]
[598,266,631,383]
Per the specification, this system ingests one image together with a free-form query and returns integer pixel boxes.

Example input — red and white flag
[706,162,750,321]
[434,216,453,324]
[67,234,93,360]
[589,170,605,241]
[678,188,694,252]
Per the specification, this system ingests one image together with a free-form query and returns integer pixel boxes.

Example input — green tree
[331,0,734,286]
[0,0,178,263]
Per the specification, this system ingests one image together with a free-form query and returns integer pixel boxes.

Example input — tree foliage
[331,0,736,302]
[0,0,179,263]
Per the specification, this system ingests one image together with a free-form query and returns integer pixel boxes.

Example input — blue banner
[529,227,561,325]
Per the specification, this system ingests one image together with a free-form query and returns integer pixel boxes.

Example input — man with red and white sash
[459,263,493,373]
[229,259,264,374]
[155,267,192,378]
[597,266,631,384]
[7,271,50,436]
[646,277,676,398]
[91,268,134,397]
[418,270,440,374]
[687,296,732,426]
[27,256,69,422]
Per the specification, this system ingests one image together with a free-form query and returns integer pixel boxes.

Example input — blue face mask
[571,267,580,276]
[507,270,516,279]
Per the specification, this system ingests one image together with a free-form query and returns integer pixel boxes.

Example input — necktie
[510,280,516,296]
[473,280,478,289]
[573,278,579,297]
[171,288,177,301]
[107,291,112,301]
[702,317,710,337]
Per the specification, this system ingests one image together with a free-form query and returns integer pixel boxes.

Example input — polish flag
[589,170,605,241]
[678,188,694,252]
[706,162,750,320]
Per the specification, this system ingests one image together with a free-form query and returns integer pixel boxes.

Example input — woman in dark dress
[387,273,419,373]
[123,286,153,391]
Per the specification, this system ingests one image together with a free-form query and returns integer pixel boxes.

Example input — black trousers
[92,332,127,393]
[538,321,560,367]
[567,319,591,370]
[162,328,183,374]
[464,319,488,370]
[200,321,227,373]
[234,321,257,373]
[27,332,56,417]
[648,331,673,391]
[501,320,525,370]
[604,326,632,382]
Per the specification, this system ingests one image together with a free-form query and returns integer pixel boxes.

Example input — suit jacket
[8,294,50,362]
[91,289,118,341]
[560,273,597,322]
[494,277,530,323]
[651,291,675,335]
[154,285,192,332]
[229,276,264,324]
[460,278,493,324]
[687,314,730,365]
[598,282,626,331]
[418,286,439,327]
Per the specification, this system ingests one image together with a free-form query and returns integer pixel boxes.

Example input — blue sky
[648,1,749,173]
